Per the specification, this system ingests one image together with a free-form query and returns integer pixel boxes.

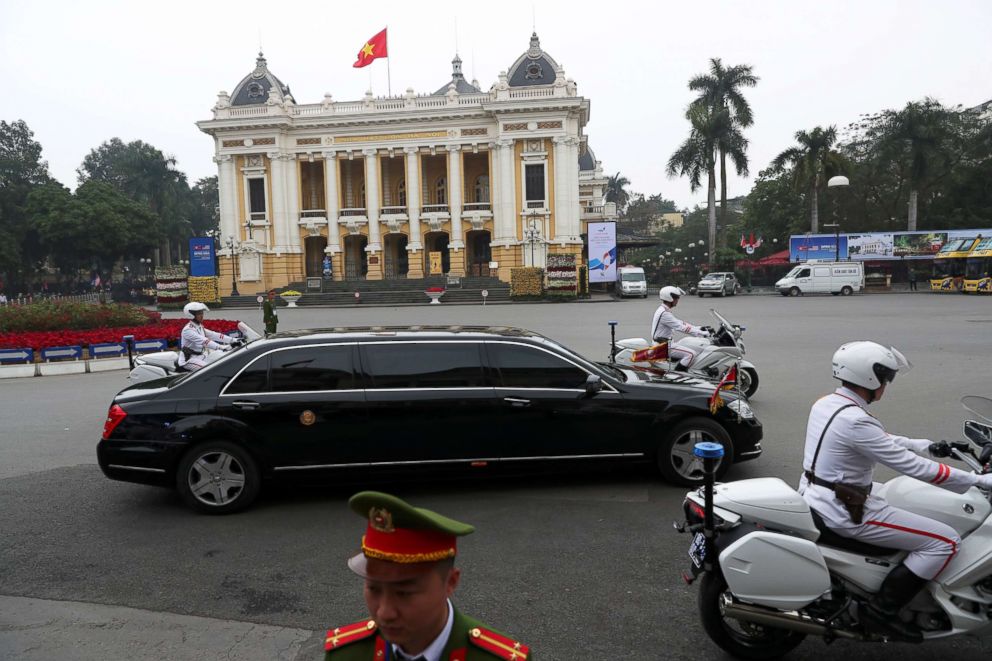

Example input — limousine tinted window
[362,342,486,389]
[270,345,357,392]
[226,355,269,394]
[488,342,588,389]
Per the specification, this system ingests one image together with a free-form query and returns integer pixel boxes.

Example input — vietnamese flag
[708,363,739,414]
[632,342,669,363]
[354,28,388,68]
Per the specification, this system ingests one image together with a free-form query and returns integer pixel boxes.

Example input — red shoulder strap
[468,626,529,660]
[324,619,378,652]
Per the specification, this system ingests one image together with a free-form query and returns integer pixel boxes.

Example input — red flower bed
[0,320,240,352]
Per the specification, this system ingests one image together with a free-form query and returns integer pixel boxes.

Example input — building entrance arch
[384,234,409,279]
[424,232,450,275]
[466,230,492,277]
[343,235,368,280]
[304,236,328,278]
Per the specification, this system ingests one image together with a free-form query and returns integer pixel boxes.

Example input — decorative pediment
[344,219,367,235]
[469,216,487,232]
[427,217,446,233]
[384,218,406,234]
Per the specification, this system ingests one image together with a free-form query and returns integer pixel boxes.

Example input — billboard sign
[790,234,848,262]
[847,233,894,260]
[189,237,217,277]
[587,222,617,283]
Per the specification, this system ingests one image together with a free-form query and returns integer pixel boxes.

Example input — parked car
[98,326,763,513]
[697,272,739,297]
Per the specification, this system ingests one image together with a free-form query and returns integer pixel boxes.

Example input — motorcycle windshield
[962,395,992,423]
[709,309,742,350]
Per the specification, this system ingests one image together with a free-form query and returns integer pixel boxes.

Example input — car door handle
[504,397,531,408]
[232,400,261,410]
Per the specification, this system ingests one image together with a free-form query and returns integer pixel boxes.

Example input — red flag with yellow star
[354,28,388,68]
[708,363,738,414]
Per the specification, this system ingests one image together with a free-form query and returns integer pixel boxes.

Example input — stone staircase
[221,276,510,308]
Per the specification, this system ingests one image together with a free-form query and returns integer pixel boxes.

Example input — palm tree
[667,105,731,261]
[689,58,758,228]
[770,126,844,234]
[882,99,960,231]
[605,172,631,215]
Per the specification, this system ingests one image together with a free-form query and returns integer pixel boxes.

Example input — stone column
[267,151,286,250]
[363,148,383,280]
[405,147,424,278]
[214,154,238,248]
[283,154,300,253]
[553,137,568,244]
[447,145,465,276]
[565,137,582,243]
[323,151,341,258]
[493,139,516,243]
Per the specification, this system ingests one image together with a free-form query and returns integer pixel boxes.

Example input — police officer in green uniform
[324,492,531,661]
[263,290,278,336]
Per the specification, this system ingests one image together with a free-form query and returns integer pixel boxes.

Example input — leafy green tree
[688,58,758,229]
[0,120,51,291]
[770,126,845,233]
[667,105,731,263]
[189,176,219,236]
[605,172,631,215]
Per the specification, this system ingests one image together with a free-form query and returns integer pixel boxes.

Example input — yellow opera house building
[198,33,617,295]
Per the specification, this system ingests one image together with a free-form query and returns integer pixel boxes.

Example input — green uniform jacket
[324,607,530,661]
[262,300,277,334]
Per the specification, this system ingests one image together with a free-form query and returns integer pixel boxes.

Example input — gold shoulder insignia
[468,626,529,660]
[324,619,377,652]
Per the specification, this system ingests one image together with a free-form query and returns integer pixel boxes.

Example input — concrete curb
[0,357,131,380]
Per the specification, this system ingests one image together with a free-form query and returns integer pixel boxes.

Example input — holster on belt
[181,346,202,361]
[806,471,871,524]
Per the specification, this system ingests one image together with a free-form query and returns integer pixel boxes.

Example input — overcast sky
[3,0,990,210]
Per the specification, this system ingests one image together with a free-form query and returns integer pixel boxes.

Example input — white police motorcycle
[677,395,992,658]
[126,322,261,383]
[610,309,759,398]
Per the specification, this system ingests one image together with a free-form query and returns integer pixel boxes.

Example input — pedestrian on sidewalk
[908,268,918,291]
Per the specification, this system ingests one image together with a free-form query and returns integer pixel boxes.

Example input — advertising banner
[847,233,894,260]
[188,237,216,277]
[587,222,617,283]
[790,234,848,262]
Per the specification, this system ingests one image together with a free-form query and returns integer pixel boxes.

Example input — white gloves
[976,474,992,491]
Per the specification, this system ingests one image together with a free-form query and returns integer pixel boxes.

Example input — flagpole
[386,25,392,96]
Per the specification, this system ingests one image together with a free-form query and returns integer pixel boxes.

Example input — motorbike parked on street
[610,309,759,398]
[126,322,261,383]
[677,395,992,658]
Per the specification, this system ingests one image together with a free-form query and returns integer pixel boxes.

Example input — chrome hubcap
[670,430,724,481]
[187,451,245,506]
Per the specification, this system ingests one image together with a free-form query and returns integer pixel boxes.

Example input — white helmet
[183,302,210,318]
[659,286,686,303]
[832,341,911,390]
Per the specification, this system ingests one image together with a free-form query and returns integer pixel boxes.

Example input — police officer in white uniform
[177,302,235,372]
[650,286,710,370]
[799,341,992,640]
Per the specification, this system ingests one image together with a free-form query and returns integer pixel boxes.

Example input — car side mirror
[584,374,603,397]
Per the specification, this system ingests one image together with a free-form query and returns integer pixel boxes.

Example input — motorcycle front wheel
[698,572,806,660]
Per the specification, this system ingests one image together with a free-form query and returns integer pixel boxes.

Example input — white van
[617,266,648,298]
[776,261,864,296]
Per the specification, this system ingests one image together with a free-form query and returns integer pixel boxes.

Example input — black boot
[861,564,927,641]
[673,362,688,372]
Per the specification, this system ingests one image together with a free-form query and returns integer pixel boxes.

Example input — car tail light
[102,404,127,440]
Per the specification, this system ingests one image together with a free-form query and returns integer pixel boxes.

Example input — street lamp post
[827,175,849,262]
[225,236,240,296]
[523,219,541,267]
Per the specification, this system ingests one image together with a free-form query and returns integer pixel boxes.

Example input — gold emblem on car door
[300,410,316,426]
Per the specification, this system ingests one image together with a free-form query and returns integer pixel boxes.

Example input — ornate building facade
[198,33,616,294]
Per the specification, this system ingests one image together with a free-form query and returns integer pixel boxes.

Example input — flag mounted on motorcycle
[708,363,739,414]
[631,341,669,363]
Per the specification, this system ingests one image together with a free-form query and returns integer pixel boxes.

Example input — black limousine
[98,326,762,513]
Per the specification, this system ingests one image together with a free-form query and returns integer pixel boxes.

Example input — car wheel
[698,571,806,660]
[740,367,759,399]
[657,417,733,486]
[176,441,260,514]
[699,292,705,298]
[840,286,853,296]
[789,287,800,297]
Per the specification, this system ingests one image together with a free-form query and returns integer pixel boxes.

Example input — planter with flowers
[425,286,446,305]
[280,290,303,307]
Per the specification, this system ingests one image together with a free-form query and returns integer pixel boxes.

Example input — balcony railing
[582,206,604,215]
[340,208,367,217]
[381,206,408,215]
[464,203,492,212]
[300,209,326,218]
[422,204,450,214]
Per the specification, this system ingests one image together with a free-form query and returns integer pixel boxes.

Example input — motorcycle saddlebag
[719,531,830,610]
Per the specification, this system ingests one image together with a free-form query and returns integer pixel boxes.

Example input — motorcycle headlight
[727,399,755,419]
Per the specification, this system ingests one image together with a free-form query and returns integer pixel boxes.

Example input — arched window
[475,175,490,204]
[436,177,447,205]
[397,179,406,206]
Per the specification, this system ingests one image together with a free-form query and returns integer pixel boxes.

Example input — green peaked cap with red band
[349,491,474,565]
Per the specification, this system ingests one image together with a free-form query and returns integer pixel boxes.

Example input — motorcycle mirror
[962,396,992,424]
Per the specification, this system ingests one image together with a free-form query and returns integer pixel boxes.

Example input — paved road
[2,293,991,660]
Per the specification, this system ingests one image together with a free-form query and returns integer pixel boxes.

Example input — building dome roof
[506,32,560,87]
[579,144,597,171]
[432,54,482,96]
[230,52,293,106]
